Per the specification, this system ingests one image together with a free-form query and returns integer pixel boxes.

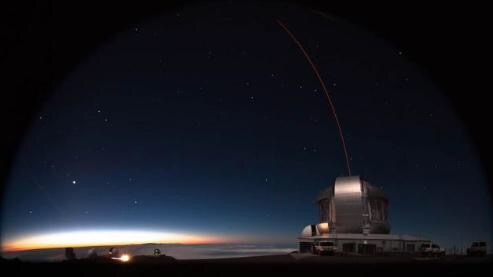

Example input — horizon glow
[2,229,230,252]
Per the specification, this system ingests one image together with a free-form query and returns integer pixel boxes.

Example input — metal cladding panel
[334,176,363,233]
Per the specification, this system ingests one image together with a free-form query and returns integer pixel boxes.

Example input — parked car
[312,240,338,255]
[467,241,487,256]
[420,243,445,257]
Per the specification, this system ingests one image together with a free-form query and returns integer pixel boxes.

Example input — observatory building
[299,176,430,255]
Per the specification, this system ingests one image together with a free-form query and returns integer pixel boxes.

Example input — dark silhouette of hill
[2,254,492,277]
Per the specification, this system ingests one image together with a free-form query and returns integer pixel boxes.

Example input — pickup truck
[312,241,338,255]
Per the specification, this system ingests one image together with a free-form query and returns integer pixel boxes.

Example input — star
[72,180,77,184]
[104,118,109,122]
[133,200,138,205]
[28,210,33,215]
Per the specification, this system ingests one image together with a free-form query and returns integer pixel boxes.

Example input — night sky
[1,3,491,251]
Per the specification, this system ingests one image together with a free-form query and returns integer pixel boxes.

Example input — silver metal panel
[365,182,390,234]
[317,187,335,225]
[316,176,390,234]
[333,176,363,233]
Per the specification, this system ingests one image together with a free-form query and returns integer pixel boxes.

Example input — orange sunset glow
[2,230,230,252]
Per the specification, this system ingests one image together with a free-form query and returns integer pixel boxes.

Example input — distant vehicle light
[120,254,130,262]
[111,254,131,262]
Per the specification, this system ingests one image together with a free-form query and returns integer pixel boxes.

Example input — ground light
[112,254,131,262]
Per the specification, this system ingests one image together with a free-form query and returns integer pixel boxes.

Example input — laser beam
[276,19,352,176]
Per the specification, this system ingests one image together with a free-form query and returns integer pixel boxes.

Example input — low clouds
[2,243,297,261]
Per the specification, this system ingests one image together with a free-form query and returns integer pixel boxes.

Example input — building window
[358,244,377,255]
[299,242,313,253]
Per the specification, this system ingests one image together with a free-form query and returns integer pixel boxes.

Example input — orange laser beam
[276,19,352,176]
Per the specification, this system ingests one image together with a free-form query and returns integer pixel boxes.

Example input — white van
[419,243,445,257]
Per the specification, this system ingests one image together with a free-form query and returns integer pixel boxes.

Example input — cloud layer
[2,243,297,261]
